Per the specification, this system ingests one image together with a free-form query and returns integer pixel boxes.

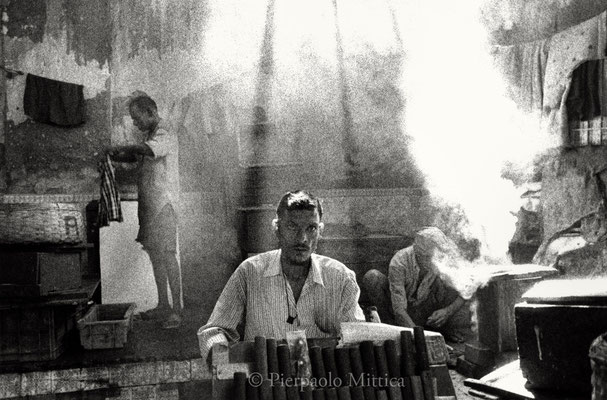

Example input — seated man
[197,190,365,362]
[362,227,471,342]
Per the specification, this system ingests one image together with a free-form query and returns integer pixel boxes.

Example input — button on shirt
[198,250,364,356]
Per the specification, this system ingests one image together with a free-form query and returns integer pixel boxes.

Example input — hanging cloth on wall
[543,11,607,146]
[98,153,123,227]
[491,39,549,116]
[566,59,603,121]
[23,73,85,126]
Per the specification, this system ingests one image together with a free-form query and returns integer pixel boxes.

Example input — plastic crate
[77,303,136,349]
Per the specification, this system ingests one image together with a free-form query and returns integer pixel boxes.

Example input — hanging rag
[491,38,549,116]
[543,11,607,146]
[23,73,85,126]
[566,59,602,121]
[98,153,123,227]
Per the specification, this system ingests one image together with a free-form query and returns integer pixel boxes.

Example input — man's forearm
[108,150,137,162]
[197,327,229,369]
[445,296,466,316]
[395,309,416,327]
[108,144,153,161]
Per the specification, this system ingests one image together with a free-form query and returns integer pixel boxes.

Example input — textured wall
[0,0,472,307]
[541,147,607,239]
[482,0,607,241]
[3,0,111,194]
[107,0,421,189]
[482,0,607,45]
[1,0,425,192]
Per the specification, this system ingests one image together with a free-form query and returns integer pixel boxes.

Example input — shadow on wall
[0,144,7,191]
[4,92,111,195]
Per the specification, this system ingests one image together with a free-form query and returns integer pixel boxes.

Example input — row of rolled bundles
[233,326,436,400]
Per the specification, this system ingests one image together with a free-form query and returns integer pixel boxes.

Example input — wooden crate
[77,303,136,349]
[516,302,607,394]
[0,248,86,297]
[0,303,82,363]
[476,277,543,352]
[516,280,607,394]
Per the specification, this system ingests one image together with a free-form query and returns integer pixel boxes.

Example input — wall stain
[6,0,46,43]
[116,0,208,59]
[5,91,111,194]
[64,0,112,66]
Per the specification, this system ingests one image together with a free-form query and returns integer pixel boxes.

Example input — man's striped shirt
[197,250,364,358]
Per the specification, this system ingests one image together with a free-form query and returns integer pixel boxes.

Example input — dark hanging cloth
[98,154,123,227]
[566,60,602,121]
[23,73,85,126]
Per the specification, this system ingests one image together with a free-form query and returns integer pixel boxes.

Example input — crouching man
[363,227,472,342]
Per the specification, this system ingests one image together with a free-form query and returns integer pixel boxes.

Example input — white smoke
[432,249,493,299]
[395,1,550,262]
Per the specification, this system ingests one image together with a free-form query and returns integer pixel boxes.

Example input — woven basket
[0,203,86,245]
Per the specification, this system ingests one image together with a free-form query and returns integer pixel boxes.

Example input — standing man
[108,94,182,329]
[197,190,364,362]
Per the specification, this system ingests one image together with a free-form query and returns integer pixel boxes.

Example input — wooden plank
[464,342,495,367]
[0,279,99,308]
[465,360,587,400]
[482,264,557,283]
[464,378,533,400]
[476,278,541,352]
[521,279,607,305]
[340,322,448,365]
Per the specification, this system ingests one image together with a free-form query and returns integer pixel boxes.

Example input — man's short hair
[414,227,459,257]
[276,190,323,220]
[129,95,157,115]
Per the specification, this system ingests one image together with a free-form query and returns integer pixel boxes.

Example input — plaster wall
[483,0,607,242]
[0,0,469,308]
[108,0,421,189]
[541,147,607,239]
[2,0,111,194]
[0,0,426,195]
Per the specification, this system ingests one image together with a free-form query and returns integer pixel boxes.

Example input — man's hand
[105,145,139,162]
[426,308,450,328]
[105,147,117,158]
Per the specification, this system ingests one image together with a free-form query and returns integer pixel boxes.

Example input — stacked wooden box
[0,201,99,363]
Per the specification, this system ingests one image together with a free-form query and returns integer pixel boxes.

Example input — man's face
[129,106,154,132]
[416,247,455,274]
[276,209,322,266]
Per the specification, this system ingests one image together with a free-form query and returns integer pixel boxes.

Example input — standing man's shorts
[137,204,177,253]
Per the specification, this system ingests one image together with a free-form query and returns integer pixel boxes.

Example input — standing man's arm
[388,255,416,327]
[107,144,153,162]
[197,265,247,364]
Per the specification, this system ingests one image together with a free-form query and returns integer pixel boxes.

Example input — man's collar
[264,250,325,287]
[309,256,325,287]
[146,118,163,138]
